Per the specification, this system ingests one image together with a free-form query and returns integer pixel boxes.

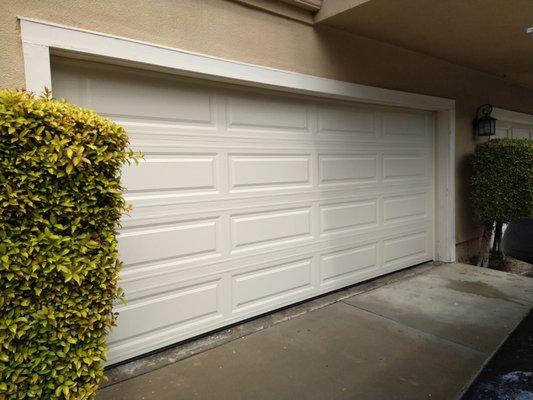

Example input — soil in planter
[489,257,533,278]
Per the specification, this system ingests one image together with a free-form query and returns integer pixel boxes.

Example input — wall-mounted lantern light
[473,104,497,137]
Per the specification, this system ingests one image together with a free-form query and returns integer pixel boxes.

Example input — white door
[496,121,533,140]
[52,57,435,364]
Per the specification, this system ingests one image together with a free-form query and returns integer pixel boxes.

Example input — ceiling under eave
[314,0,533,90]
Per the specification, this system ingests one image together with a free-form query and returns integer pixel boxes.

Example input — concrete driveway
[98,263,532,400]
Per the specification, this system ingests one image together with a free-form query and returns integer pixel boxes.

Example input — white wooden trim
[22,42,51,92]
[18,16,456,262]
[493,107,533,126]
[435,109,456,262]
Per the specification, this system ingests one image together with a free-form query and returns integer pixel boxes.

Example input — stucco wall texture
[2,0,533,258]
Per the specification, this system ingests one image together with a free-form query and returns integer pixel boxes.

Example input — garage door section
[52,58,434,364]
[496,120,533,140]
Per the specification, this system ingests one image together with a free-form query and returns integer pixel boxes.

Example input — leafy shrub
[471,138,533,223]
[471,138,533,263]
[0,90,135,399]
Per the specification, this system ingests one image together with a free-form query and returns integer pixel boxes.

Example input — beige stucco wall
[2,0,533,257]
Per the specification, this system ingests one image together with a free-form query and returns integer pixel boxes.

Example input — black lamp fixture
[473,104,497,137]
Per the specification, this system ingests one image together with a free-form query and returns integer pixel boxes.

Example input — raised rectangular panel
[383,193,427,223]
[320,200,377,234]
[229,154,311,190]
[318,105,375,139]
[233,259,312,309]
[119,219,218,267]
[511,127,531,140]
[55,62,214,125]
[122,154,217,194]
[383,112,426,140]
[319,154,377,185]
[383,155,426,181]
[383,232,427,264]
[320,244,377,284]
[108,279,221,345]
[231,208,311,250]
[226,94,310,133]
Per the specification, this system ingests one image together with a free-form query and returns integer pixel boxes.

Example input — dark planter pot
[502,218,533,264]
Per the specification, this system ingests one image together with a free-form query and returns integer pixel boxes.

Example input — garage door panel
[118,218,220,268]
[107,278,223,361]
[383,192,429,224]
[109,279,222,343]
[231,207,313,252]
[228,153,312,191]
[319,154,378,185]
[383,154,428,181]
[320,243,378,285]
[122,153,218,195]
[232,258,313,311]
[383,231,430,266]
[52,58,434,364]
[91,81,216,126]
[320,199,378,235]
[53,61,216,126]
[382,112,427,142]
[318,104,376,141]
[226,93,312,134]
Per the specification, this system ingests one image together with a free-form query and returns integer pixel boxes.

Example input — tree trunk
[477,221,494,267]
[492,221,503,261]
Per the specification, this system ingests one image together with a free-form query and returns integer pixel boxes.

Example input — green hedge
[0,90,135,399]
[471,138,533,224]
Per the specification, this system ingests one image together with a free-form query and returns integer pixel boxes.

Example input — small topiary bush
[0,89,136,399]
[471,138,533,261]
[471,138,533,223]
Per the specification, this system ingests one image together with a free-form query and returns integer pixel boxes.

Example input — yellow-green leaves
[0,89,135,399]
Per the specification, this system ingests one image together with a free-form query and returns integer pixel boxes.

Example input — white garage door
[52,57,435,364]
[496,120,533,140]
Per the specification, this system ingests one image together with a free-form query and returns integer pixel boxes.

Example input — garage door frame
[18,17,456,261]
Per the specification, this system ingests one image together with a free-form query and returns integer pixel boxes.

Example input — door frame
[18,17,456,262]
